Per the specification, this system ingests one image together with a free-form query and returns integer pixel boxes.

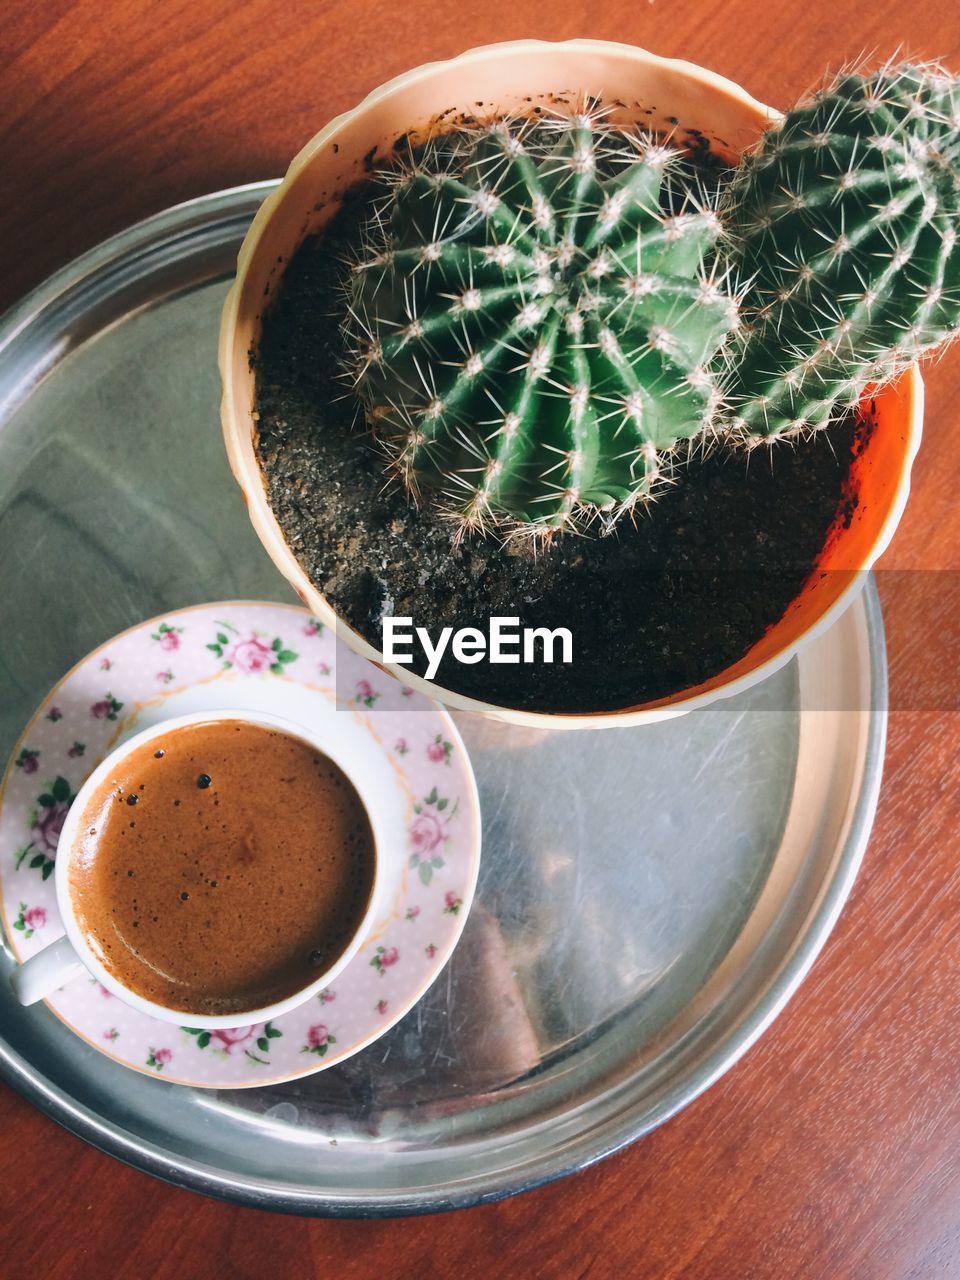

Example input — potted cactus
[346,115,738,540]
[723,62,959,443]
[221,41,950,728]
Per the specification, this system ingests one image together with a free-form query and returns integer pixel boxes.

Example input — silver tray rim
[0,186,887,1217]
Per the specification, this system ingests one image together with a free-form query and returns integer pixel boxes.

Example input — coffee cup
[9,709,388,1028]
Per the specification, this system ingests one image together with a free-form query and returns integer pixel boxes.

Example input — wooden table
[2,3,959,1276]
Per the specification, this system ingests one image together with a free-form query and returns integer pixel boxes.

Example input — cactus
[720,61,960,445]
[345,111,739,538]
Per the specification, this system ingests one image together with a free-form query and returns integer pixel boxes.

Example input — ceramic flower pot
[219,38,922,730]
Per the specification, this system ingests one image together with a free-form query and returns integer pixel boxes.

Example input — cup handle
[9,934,86,1005]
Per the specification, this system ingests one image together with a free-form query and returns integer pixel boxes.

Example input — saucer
[0,602,481,1088]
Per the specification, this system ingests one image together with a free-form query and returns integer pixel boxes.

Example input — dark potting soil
[254,181,861,714]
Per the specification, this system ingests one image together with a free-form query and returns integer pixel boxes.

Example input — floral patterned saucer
[0,602,481,1088]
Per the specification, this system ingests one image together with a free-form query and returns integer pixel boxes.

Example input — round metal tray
[0,185,886,1216]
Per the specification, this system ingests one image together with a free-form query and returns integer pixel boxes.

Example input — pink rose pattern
[410,812,444,855]
[303,1023,337,1056]
[32,802,67,852]
[90,693,123,721]
[355,679,379,708]
[426,735,454,765]
[227,635,273,674]
[16,775,76,880]
[182,1024,253,1052]
[15,748,39,774]
[183,1021,283,1063]
[407,788,451,886]
[3,605,472,1086]
[371,945,400,976]
[13,902,46,939]
[207,623,298,676]
[151,622,183,651]
[211,1026,259,1052]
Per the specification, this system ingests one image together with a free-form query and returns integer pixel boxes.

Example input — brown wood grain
[2,2,960,1277]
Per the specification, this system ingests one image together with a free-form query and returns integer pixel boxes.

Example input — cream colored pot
[219,39,922,729]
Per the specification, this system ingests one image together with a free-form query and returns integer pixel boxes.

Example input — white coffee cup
[9,709,387,1028]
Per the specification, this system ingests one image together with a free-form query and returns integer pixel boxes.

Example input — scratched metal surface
[0,187,886,1215]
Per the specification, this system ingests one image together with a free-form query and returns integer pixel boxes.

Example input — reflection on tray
[215,906,541,1130]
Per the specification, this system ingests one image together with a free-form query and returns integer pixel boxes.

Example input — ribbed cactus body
[723,62,960,443]
[347,114,738,537]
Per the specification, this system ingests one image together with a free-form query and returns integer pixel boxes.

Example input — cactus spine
[346,111,739,538]
[721,61,960,444]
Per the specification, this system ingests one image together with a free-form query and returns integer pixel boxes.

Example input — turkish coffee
[70,720,376,1016]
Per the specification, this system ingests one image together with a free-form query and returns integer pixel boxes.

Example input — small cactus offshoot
[346,111,739,538]
[720,61,960,445]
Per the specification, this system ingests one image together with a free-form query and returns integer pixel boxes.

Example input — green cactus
[720,61,960,445]
[346,111,739,538]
